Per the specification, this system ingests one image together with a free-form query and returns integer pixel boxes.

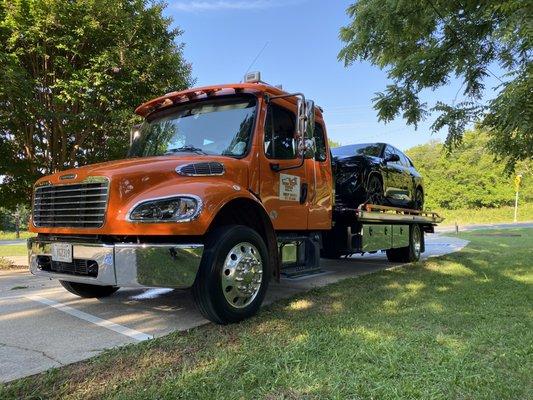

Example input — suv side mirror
[384,153,400,163]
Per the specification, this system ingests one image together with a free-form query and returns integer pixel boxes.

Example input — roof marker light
[244,71,261,83]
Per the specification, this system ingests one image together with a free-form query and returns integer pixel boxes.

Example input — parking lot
[0,234,468,383]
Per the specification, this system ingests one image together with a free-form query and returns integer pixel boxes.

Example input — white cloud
[172,0,302,12]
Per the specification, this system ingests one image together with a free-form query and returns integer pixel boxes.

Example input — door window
[384,145,396,163]
[264,104,297,159]
[395,149,410,168]
[314,123,327,162]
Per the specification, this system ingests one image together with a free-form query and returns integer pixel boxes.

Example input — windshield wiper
[165,145,207,155]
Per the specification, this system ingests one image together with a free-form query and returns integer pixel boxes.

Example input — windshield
[129,96,257,158]
[332,143,383,158]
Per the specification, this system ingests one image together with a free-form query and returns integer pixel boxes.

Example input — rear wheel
[59,281,119,298]
[366,175,384,205]
[192,225,269,324]
[414,188,424,210]
[386,224,422,263]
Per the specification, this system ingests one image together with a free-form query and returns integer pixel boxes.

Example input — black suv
[331,143,424,210]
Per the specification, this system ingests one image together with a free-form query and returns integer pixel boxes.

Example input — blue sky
[165,0,499,151]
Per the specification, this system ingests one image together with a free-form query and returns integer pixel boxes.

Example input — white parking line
[25,295,153,341]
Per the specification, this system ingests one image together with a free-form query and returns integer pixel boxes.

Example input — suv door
[397,149,415,204]
[259,101,309,230]
[381,145,405,206]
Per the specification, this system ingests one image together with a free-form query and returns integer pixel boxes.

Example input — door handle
[300,183,308,204]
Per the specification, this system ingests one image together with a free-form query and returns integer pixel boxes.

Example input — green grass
[2,228,531,399]
[436,202,533,226]
[0,231,35,241]
[0,244,28,257]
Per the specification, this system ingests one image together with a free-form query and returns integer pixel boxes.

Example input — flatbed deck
[334,204,444,226]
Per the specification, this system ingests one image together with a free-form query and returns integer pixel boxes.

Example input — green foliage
[406,130,533,209]
[0,205,30,231]
[339,0,533,170]
[328,138,341,148]
[0,0,193,209]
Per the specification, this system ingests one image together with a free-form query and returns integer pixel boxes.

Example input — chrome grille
[33,180,109,228]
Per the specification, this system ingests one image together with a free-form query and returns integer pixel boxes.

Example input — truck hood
[35,155,248,188]
[30,154,255,236]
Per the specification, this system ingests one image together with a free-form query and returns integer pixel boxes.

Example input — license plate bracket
[51,243,73,263]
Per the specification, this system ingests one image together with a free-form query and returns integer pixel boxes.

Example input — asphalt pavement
[0,233,470,383]
[0,240,26,246]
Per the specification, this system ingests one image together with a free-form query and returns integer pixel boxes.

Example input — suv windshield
[332,143,382,158]
[129,96,257,158]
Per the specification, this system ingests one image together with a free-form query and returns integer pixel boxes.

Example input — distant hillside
[405,131,532,210]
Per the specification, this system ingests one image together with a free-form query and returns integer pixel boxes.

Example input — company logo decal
[279,173,300,202]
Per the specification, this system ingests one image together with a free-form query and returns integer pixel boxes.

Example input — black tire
[192,225,270,324]
[366,174,384,205]
[59,281,119,298]
[386,224,422,263]
[414,187,424,211]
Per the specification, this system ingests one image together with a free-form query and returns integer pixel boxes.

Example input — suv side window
[383,145,396,162]
[314,123,327,162]
[264,103,296,159]
[396,149,411,168]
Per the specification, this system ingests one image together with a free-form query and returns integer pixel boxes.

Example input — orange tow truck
[28,73,442,324]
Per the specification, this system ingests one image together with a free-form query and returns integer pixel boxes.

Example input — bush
[406,131,533,210]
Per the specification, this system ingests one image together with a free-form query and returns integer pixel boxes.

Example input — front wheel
[366,175,384,205]
[192,225,269,324]
[386,224,422,263]
[60,281,119,298]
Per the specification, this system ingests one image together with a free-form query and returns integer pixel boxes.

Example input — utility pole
[513,174,522,223]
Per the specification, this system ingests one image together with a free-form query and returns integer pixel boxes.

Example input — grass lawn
[0,231,35,241]
[2,228,532,399]
[436,202,533,226]
[0,244,28,257]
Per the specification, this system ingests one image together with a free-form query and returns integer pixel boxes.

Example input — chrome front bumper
[28,238,204,288]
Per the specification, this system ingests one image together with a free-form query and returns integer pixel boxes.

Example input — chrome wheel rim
[221,242,263,309]
[413,227,421,258]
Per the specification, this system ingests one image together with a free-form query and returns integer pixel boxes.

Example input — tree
[328,138,341,148]
[0,0,193,209]
[405,130,533,210]
[339,0,532,170]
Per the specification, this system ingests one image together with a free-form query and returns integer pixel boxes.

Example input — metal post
[513,190,519,223]
[514,174,522,223]
[455,222,458,235]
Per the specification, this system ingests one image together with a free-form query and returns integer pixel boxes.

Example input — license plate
[51,243,73,263]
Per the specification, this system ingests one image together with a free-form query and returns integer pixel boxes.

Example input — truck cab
[28,75,333,323]
[28,74,441,324]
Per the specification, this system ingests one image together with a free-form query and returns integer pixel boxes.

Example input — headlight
[128,196,201,222]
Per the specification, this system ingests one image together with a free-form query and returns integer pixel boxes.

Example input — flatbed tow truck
[28,73,442,324]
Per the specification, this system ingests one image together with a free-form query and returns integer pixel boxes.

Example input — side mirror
[384,153,400,163]
[296,99,315,157]
[130,124,142,146]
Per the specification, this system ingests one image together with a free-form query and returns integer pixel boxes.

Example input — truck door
[259,101,309,230]
[306,121,333,230]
